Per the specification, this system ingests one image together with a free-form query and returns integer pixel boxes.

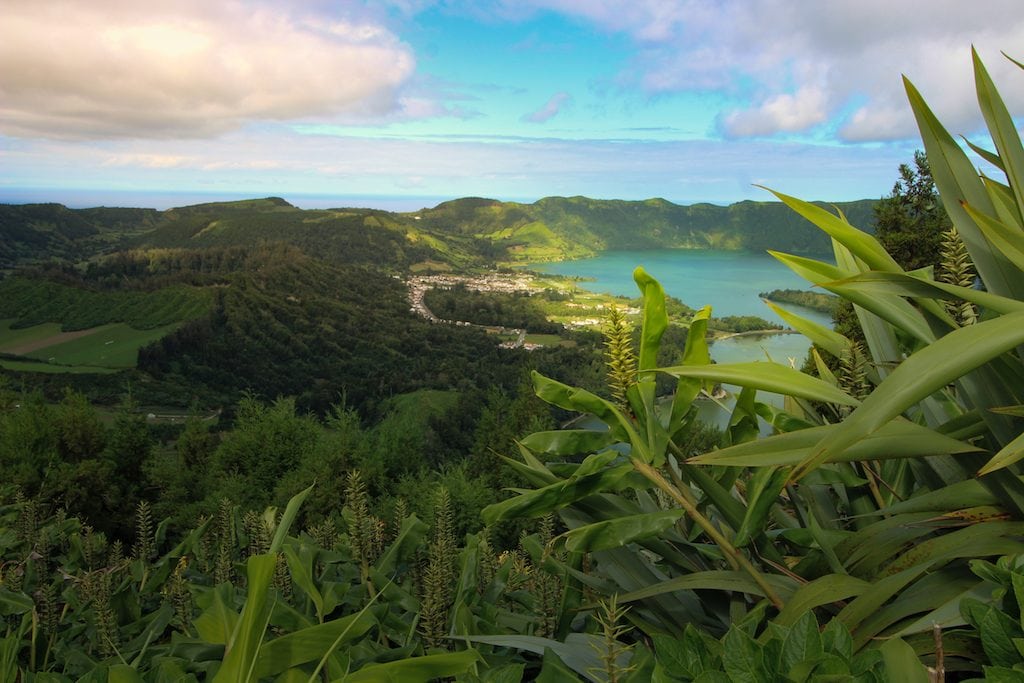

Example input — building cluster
[406,272,533,348]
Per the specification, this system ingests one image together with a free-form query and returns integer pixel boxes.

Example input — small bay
[531,249,832,321]
[530,248,832,326]
[532,249,834,428]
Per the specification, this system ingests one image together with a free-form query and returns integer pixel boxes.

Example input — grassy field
[524,333,575,347]
[0,319,178,372]
[22,323,178,368]
[0,319,65,352]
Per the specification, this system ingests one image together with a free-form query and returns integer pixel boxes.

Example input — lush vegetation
[418,195,877,261]
[3,195,878,279]
[0,278,211,331]
[0,204,160,269]
[423,286,564,333]
[759,288,838,314]
[873,150,950,271]
[0,48,1021,681]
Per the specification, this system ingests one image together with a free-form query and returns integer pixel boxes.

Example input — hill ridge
[2,194,878,269]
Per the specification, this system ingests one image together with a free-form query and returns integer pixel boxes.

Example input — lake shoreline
[710,328,799,342]
[527,249,835,325]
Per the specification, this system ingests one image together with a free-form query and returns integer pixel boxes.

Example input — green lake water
[532,249,830,322]
[533,249,834,428]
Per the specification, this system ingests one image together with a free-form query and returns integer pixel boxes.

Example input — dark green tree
[208,394,321,510]
[873,150,949,271]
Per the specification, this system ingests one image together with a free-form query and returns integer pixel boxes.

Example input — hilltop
[417,195,877,261]
[2,194,877,271]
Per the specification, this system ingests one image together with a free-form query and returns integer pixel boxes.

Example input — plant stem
[631,458,785,609]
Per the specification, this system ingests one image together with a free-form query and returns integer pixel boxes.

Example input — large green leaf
[376,513,428,576]
[482,452,634,523]
[532,372,643,456]
[771,251,935,346]
[795,311,1024,479]
[253,612,375,678]
[825,271,1024,315]
[214,554,277,683]
[193,584,239,645]
[872,478,1004,516]
[980,430,1024,476]
[780,611,823,676]
[338,650,481,683]
[270,483,314,554]
[837,566,930,647]
[982,174,1024,232]
[974,48,1024,223]
[466,634,624,682]
[615,571,797,604]
[830,241,908,387]
[878,637,929,682]
[906,75,1024,300]
[634,266,668,373]
[760,189,900,272]
[774,575,871,628]
[561,510,686,552]
[688,419,978,468]
[963,201,1024,274]
[733,466,788,547]
[520,430,617,457]
[657,361,857,406]
[216,485,314,683]
[763,300,848,358]
[284,545,323,621]
[0,588,33,616]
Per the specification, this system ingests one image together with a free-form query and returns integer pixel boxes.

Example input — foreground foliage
[2,48,1021,681]
[483,48,1024,679]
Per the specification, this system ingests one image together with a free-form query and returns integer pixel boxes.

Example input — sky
[1,0,1022,211]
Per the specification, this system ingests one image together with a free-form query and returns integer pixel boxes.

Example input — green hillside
[416,195,877,259]
[131,197,484,270]
[122,243,567,413]
[0,203,159,267]
[0,277,212,331]
[3,195,878,274]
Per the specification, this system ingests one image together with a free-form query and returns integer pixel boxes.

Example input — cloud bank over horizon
[2,0,1021,205]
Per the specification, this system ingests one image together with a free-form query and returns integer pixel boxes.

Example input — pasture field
[0,319,65,353]
[524,333,574,347]
[22,323,178,368]
[0,319,178,372]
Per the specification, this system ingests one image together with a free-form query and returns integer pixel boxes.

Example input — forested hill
[0,203,160,267]
[2,194,877,269]
[415,196,878,260]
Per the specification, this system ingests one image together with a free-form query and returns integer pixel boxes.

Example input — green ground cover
[0,319,64,352]
[524,333,572,346]
[23,323,178,368]
[0,358,120,374]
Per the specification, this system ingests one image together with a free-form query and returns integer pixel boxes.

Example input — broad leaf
[689,419,978,468]
[561,510,686,552]
[657,361,858,406]
[795,311,1024,479]
[338,650,481,683]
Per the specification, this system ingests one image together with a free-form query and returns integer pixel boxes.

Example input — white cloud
[721,86,828,138]
[523,92,573,123]
[0,126,915,205]
[0,0,416,139]
[507,0,1024,142]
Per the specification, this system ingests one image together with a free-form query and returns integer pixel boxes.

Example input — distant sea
[0,188,469,213]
